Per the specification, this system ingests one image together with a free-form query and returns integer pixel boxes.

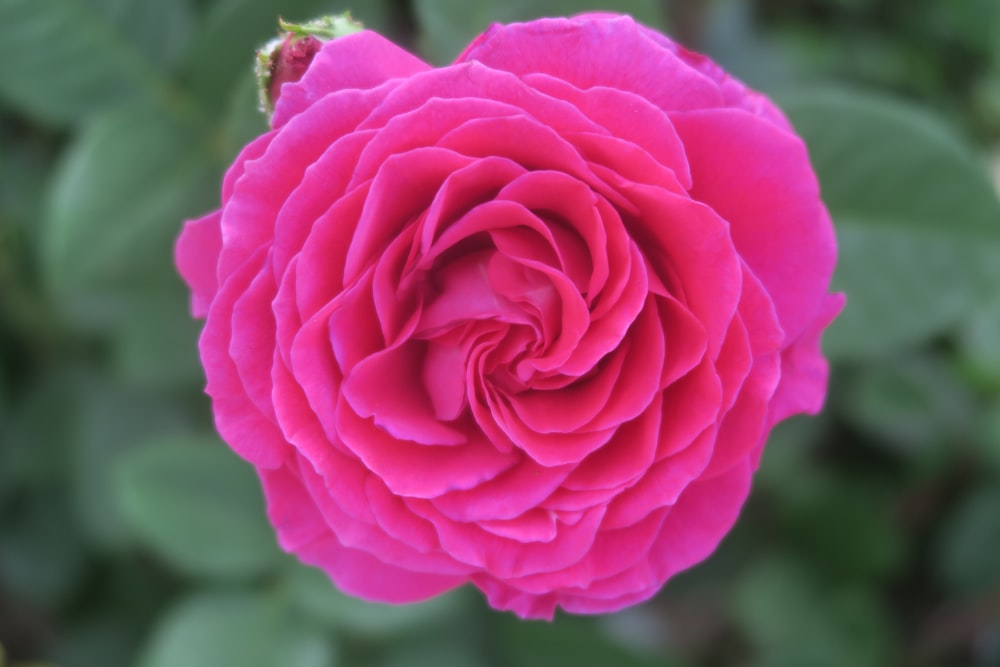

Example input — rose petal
[273,31,431,128]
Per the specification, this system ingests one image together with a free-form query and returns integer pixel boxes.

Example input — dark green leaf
[772,472,906,582]
[114,435,282,579]
[732,558,896,667]
[0,0,193,125]
[0,491,88,610]
[935,484,1000,595]
[781,89,1000,360]
[835,357,975,457]
[499,614,673,667]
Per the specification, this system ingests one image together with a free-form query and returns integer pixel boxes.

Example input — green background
[2,0,1000,665]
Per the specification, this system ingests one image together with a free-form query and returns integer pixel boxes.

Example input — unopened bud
[256,13,364,117]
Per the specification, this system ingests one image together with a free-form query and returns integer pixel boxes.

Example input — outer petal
[273,31,432,128]
[670,109,837,342]
[456,15,723,112]
[175,211,222,317]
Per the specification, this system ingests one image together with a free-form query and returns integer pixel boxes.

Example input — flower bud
[256,14,363,116]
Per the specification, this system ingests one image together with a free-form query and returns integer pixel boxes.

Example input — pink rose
[176,13,843,619]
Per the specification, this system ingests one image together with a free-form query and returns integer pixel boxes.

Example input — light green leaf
[413,0,668,65]
[781,89,1000,360]
[139,592,336,667]
[0,0,193,125]
[114,435,282,579]
[43,103,217,325]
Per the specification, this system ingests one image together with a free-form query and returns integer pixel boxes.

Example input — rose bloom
[176,13,843,619]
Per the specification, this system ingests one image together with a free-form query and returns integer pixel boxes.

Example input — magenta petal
[769,292,845,425]
[175,211,222,317]
[200,249,287,468]
[218,88,389,278]
[342,342,467,446]
[335,397,516,498]
[295,533,464,604]
[418,503,606,578]
[295,455,473,576]
[563,394,662,492]
[429,458,572,522]
[273,31,431,128]
[522,75,692,188]
[456,15,723,112]
[671,108,837,341]
[647,460,752,581]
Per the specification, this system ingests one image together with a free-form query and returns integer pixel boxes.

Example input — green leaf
[114,435,282,579]
[835,356,975,458]
[42,103,217,324]
[0,491,88,610]
[773,472,906,582]
[109,280,205,389]
[732,558,896,667]
[934,484,1000,596]
[413,0,668,65]
[139,592,336,667]
[71,383,198,550]
[781,89,1000,360]
[957,291,1000,391]
[0,0,193,125]
[499,614,672,667]
[286,561,470,636]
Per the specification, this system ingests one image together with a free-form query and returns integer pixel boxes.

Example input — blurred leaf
[755,414,827,490]
[781,89,1000,360]
[957,291,1000,391]
[138,591,336,667]
[49,613,143,667]
[220,68,270,157]
[413,0,668,64]
[978,405,1000,472]
[0,0,193,126]
[377,642,485,667]
[836,356,975,457]
[0,491,88,610]
[110,280,205,389]
[42,103,217,325]
[732,557,895,667]
[178,0,389,110]
[286,561,470,637]
[71,383,197,550]
[702,0,803,93]
[935,484,1000,596]
[115,435,282,579]
[772,472,906,582]
[3,370,86,491]
[499,614,672,667]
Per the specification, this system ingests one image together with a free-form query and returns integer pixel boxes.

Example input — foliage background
[2,0,999,665]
